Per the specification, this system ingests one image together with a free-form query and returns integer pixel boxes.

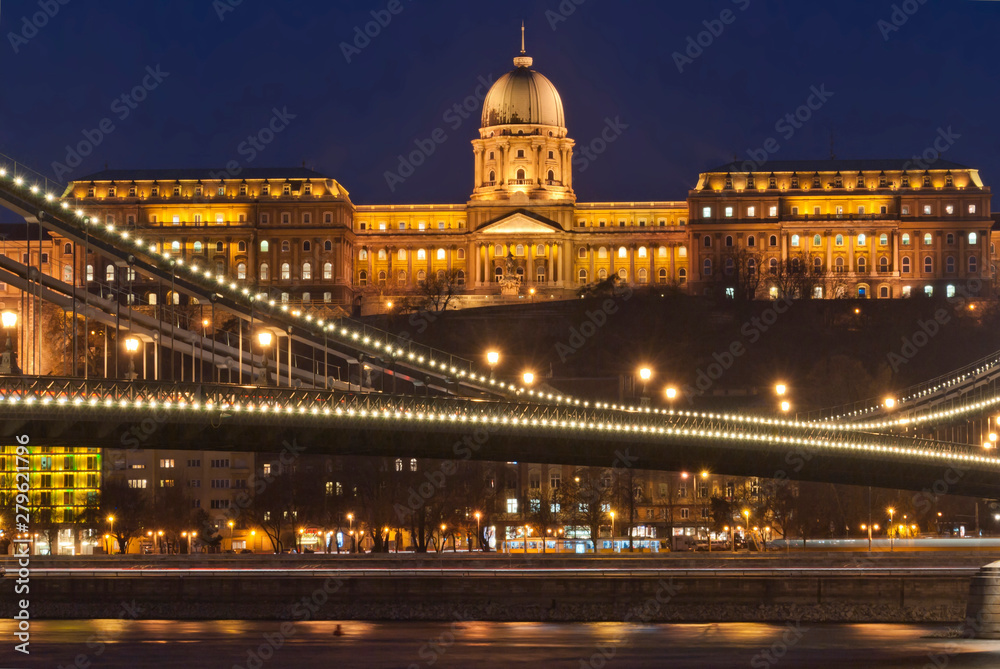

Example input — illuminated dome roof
[481,53,565,129]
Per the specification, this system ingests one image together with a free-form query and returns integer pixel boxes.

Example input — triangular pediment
[477,210,561,235]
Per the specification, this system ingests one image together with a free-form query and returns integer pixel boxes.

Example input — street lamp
[887,507,895,552]
[742,509,750,549]
[228,520,235,550]
[256,330,273,385]
[124,336,140,381]
[780,401,791,413]
[440,523,447,552]
[883,397,896,410]
[522,371,535,386]
[610,510,615,546]
[861,523,872,552]
[474,511,482,551]
[0,310,20,375]
[638,366,652,404]
[664,386,678,402]
[486,350,500,380]
[774,383,787,396]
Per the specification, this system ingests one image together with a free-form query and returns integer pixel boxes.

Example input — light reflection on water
[2,620,999,668]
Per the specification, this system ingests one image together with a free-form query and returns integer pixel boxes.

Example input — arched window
[302,262,312,280]
[857,234,866,246]
[813,256,822,272]
[105,265,115,282]
[970,232,979,246]
[536,266,546,283]
[63,242,72,255]
[281,241,290,253]
[638,246,647,258]
[260,263,269,280]
[747,258,756,275]
[437,269,446,282]
[658,246,667,258]
[488,170,495,182]
[325,241,333,252]
[598,268,608,280]
[835,234,844,246]
[578,269,588,284]
[359,270,368,287]
[769,258,778,273]
[658,268,668,284]
[638,268,648,283]
[835,257,845,270]
[494,244,504,257]
[359,248,368,261]
[323,262,333,280]
[303,241,311,252]
[747,236,755,248]
[281,263,290,280]
[703,235,712,248]
[237,263,247,279]
[547,169,554,181]
[192,241,203,253]
[617,268,627,281]
[147,293,157,306]
[578,247,587,259]
[597,247,608,259]
[724,258,735,275]
[377,270,386,286]
[302,292,311,302]
[970,256,978,274]
[791,235,800,247]
[769,235,777,247]
[457,249,465,259]
[678,246,687,258]
[260,241,269,252]
[397,270,407,285]
[456,270,466,286]
[238,241,246,252]
[924,256,933,273]
[416,249,426,261]
[678,268,687,284]
[879,234,888,246]
[901,234,910,246]
[62,265,73,283]
[725,235,734,247]
[924,233,933,246]
[703,258,713,276]
[536,244,545,256]
[171,241,180,252]
[216,241,224,252]
[436,248,446,261]
[417,270,426,286]
[515,244,524,256]
[946,256,955,273]
[170,291,180,305]
[618,247,627,259]
[516,168,526,180]
[494,267,503,282]
[857,257,867,272]
[398,249,407,261]
[879,256,889,272]
[901,257,911,273]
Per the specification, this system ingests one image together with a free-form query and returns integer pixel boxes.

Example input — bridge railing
[0,376,988,465]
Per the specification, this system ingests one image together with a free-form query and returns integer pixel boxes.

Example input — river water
[2,620,998,668]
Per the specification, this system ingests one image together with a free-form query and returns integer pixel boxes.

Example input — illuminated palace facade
[60,47,994,308]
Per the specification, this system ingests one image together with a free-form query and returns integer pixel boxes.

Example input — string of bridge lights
[6,167,1000,428]
[0,169,597,407]
[4,389,1000,469]
[814,357,1000,424]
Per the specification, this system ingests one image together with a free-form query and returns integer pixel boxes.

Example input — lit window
[618,247,627,259]
[791,235,800,247]
[724,207,733,218]
[437,248,446,261]
[506,498,518,513]
[901,234,910,246]
[946,205,954,215]
[969,232,979,245]
[702,206,711,218]
[923,205,932,215]
[857,234,866,246]
[969,204,977,214]
[768,206,777,217]
[323,263,333,280]
[747,206,756,217]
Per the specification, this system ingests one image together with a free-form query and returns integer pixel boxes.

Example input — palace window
[598,247,608,259]
[970,256,978,273]
[578,247,587,259]
[924,233,933,245]
[791,235,800,247]
[302,262,312,280]
[281,241,290,252]
[835,235,844,246]
[437,248,446,261]
[237,263,247,279]
[303,241,311,252]
[946,256,955,273]
[703,235,711,248]
[813,235,821,247]
[359,270,368,287]
[703,259,712,276]
[259,263,269,280]
[880,234,888,246]
[901,257,910,273]
[969,232,979,245]
[901,234,910,246]
[970,204,978,214]
[747,206,756,217]
[618,246,627,258]
[678,268,687,283]
[725,236,733,247]
[857,234,866,246]
[323,263,333,280]
[924,256,933,273]
[281,263,290,280]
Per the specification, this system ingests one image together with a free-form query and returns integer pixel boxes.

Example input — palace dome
[481,54,565,129]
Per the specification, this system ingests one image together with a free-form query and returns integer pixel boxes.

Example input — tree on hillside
[99,477,150,554]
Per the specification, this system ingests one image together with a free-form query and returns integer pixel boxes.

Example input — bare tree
[726,248,765,301]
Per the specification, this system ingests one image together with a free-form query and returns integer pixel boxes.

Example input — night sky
[0,0,997,209]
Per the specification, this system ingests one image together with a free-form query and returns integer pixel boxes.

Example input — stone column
[473,147,483,189]
[547,244,554,283]
[406,249,413,287]
[847,232,855,275]
[589,246,595,282]
[670,245,676,281]
[629,246,636,284]
[892,231,899,273]
[869,231,877,277]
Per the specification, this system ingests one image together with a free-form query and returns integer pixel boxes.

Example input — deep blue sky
[1,0,997,208]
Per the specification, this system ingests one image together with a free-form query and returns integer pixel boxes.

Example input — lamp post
[124,336,140,381]
[862,524,872,552]
[347,513,354,552]
[358,529,364,553]
[775,383,790,414]
[474,511,481,551]
[256,330,273,386]
[107,515,115,554]
[228,520,235,551]
[610,510,615,551]
[0,310,20,375]
[888,507,895,552]
[638,366,652,406]
[440,523,447,552]
[522,371,535,387]
[742,509,750,550]
[486,350,500,380]
[664,386,678,403]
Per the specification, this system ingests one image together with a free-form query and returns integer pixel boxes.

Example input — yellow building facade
[56,45,991,311]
